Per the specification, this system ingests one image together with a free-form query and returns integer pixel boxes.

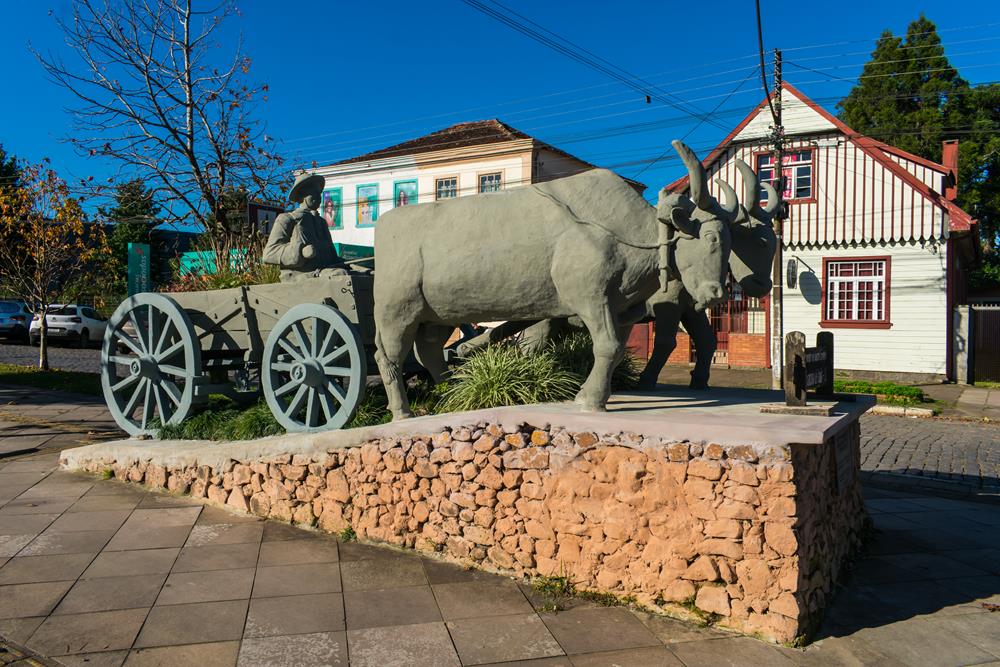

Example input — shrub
[437,343,581,413]
[548,331,640,390]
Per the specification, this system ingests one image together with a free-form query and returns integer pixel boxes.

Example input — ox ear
[664,206,697,238]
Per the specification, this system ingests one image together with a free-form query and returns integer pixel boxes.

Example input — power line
[456,0,732,131]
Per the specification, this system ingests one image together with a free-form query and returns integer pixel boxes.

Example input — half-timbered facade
[667,82,978,381]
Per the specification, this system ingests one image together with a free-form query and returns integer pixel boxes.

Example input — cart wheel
[101,293,202,436]
[262,303,366,432]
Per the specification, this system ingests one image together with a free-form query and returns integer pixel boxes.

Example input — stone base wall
[67,421,867,643]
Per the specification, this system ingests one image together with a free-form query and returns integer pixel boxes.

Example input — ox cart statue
[100,173,373,436]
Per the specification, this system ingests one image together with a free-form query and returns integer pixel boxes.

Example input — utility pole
[769,48,785,391]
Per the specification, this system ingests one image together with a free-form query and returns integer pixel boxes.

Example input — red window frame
[755,149,817,205]
[820,256,892,329]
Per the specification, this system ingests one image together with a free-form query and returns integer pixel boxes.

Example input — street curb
[867,405,935,418]
[861,470,1000,506]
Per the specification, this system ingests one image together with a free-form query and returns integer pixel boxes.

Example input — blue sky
[2,0,999,212]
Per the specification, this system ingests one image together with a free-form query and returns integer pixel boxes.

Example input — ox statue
[636,159,779,389]
[373,141,741,420]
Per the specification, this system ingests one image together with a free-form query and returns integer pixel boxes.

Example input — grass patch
[0,363,102,396]
[974,381,1000,389]
[337,526,356,542]
[833,378,925,406]
[156,396,284,441]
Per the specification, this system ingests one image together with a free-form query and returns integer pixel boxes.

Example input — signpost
[127,242,151,296]
[783,330,834,406]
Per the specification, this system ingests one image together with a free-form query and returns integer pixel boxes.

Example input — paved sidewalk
[0,387,999,665]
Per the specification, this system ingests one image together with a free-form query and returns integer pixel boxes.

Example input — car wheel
[79,329,90,349]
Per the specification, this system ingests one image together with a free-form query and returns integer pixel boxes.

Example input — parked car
[29,304,108,348]
[0,300,32,344]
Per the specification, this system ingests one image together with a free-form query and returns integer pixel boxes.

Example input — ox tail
[373,328,401,385]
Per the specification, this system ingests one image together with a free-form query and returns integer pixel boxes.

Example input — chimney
[942,140,958,200]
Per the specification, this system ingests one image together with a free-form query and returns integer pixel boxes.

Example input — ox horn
[672,139,711,210]
[760,182,779,215]
[715,179,739,217]
[735,158,780,218]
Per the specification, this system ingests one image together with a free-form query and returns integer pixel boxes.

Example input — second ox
[372,140,742,420]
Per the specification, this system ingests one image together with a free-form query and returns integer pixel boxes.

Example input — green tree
[836,15,1000,260]
[98,179,160,295]
[0,145,21,192]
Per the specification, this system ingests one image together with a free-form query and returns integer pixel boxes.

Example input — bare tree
[0,162,107,370]
[35,0,284,244]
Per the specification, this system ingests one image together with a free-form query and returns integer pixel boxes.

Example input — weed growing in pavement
[337,526,357,542]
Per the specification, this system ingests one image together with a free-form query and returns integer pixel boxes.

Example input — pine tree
[838,15,1000,258]
[0,145,21,192]
[99,179,161,295]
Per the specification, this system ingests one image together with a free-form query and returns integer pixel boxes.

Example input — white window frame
[758,150,813,201]
[435,176,458,200]
[823,258,889,325]
[478,172,503,193]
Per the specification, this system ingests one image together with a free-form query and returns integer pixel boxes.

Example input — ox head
[729,160,779,297]
[655,140,738,311]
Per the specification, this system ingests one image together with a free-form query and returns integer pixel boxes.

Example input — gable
[733,93,837,142]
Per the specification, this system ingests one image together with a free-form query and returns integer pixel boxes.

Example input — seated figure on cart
[263,172,349,281]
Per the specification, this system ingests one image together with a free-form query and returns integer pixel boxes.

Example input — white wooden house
[667,82,979,382]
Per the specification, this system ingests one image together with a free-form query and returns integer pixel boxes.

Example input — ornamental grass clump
[436,343,581,413]
[548,331,641,391]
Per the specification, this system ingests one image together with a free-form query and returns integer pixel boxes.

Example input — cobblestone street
[860,415,1000,495]
[0,344,100,374]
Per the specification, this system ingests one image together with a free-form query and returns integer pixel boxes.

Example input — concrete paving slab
[103,524,192,551]
[0,553,94,585]
[257,538,339,566]
[0,581,74,619]
[344,586,441,630]
[238,632,346,667]
[433,580,534,620]
[133,600,249,648]
[124,641,239,667]
[447,612,564,665]
[339,555,426,591]
[183,522,263,548]
[539,607,660,655]
[26,608,147,656]
[0,514,59,536]
[347,622,459,667]
[155,568,254,606]
[57,650,129,667]
[851,618,998,667]
[669,637,798,667]
[81,548,180,579]
[245,593,345,638]
[125,641,239,667]
[53,573,166,615]
[171,543,260,573]
[46,510,130,533]
[252,563,342,598]
[20,528,115,556]
[569,646,684,667]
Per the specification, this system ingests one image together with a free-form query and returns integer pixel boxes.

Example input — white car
[29,304,108,348]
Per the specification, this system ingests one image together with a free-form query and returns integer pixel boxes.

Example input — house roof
[327,119,647,192]
[332,120,531,165]
[666,82,975,233]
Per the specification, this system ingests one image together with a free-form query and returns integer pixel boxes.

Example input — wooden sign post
[783,331,834,407]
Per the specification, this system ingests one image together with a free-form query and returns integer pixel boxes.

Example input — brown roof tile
[333,119,531,165]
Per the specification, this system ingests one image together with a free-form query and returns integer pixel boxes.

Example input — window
[393,180,418,207]
[479,172,502,193]
[758,150,813,201]
[822,258,891,328]
[321,188,343,229]
[435,177,458,200]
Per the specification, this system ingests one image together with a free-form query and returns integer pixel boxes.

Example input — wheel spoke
[310,317,320,358]
[109,354,133,366]
[128,312,148,354]
[305,389,317,427]
[318,391,335,422]
[140,380,153,429]
[270,362,294,373]
[156,339,184,362]
[114,329,143,356]
[278,338,304,362]
[122,378,147,416]
[318,321,337,358]
[322,344,349,364]
[147,305,156,355]
[323,365,352,377]
[274,377,299,398]
[285,384,308,417]
[111,374,141,394]
[160,379,182,406]
[324,379,346,405]
[291,322,310,359]
[153,385,171,424]
[158,364,187,377]
[153,319,175,356]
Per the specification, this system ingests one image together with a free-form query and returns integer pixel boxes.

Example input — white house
[666,82,979,382]
[311,119,643,253]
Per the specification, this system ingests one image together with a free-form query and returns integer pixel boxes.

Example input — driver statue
[263,172,347,281]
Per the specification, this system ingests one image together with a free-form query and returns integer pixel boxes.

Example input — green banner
[127,242,152,295]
